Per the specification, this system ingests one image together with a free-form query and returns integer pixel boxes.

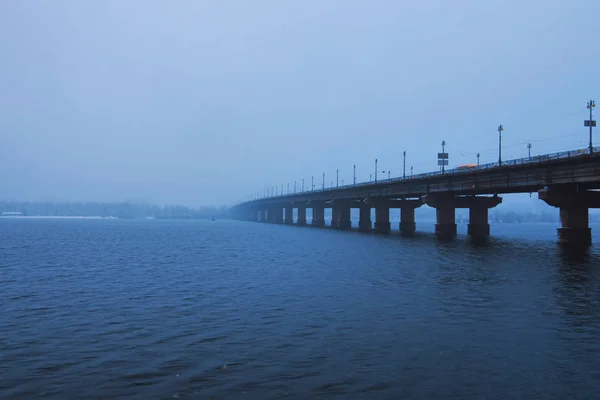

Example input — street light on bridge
[322,173,325,190]
[586,100,596,153]
[497,124,504,166]
[353,164,356,186]
[440,140,447,174]
[403,151,406,179]
[527,143,532,159]
[336,169,339,188]
[477,152,480,166]
[375,158,378,183]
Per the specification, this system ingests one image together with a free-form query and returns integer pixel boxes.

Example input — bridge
[231,147,600,246]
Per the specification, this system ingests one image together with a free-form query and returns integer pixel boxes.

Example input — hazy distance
[1,0,598,207]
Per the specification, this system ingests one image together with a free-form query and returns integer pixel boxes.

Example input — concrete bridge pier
[258,210,266,222]
[467,196,502,237]
[336,202,352,229]
[398,200,422,234]
[359,205,372,231]
[312,204,325,227]
[436,207,457,237]
[284,205,294,225]
[424,194,502,237]
[269,206,283,224]
[329,204,338,228]
[539,186,600,246]
[374,204,390,233]
[423,194,457,236]
[297,206,307,226]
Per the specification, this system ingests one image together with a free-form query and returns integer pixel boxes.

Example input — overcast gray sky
[1,0,598,206]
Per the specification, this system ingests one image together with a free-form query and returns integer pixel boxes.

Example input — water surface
[1,219,599,399]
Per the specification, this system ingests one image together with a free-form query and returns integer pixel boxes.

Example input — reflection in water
[1,219,600,399]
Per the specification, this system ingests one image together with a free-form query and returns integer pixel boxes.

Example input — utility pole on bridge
[586,100,596,153]
[375,159,378,183]
[353,165,356,186]
[527,143,532,159]
[498,124,504,166]
[403,151,406,179]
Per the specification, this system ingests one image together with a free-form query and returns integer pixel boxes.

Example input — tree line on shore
[0,201,229,219]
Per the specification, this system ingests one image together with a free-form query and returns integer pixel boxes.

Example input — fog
[1,0,598,207]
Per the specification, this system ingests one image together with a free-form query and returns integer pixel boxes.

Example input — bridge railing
[259,147,599,200]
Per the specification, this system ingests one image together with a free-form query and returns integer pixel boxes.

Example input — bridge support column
[466,197,502,237]
[424,194,502,238]
[397,200,422,234]
[336,203,352,230]
[297,206,307,226]
[359,205,371,231]
[284,205,294,225]
[422,194,457,237]
[374,204,390,233]
[436,207,457,237]
[269,206,283,224]
[312,204,325,227]
[330,204,338,228]
[468,207,490,237]
[539,186,600,246]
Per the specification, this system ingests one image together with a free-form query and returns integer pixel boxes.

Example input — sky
[0,0,598,207]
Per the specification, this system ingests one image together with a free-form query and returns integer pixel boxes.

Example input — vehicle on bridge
[456,163,478,170]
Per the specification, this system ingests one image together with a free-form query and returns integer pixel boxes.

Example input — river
[1,218,599,399]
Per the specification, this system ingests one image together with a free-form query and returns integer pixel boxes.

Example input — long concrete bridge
[231,148,600,245]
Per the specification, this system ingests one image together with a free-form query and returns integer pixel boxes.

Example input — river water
[1,218,600,399]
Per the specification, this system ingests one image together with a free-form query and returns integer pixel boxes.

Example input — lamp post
[527,143,532,159]
[322,173,325,190]
[302,178,304,192]
[587,100,596,153]
[498,124,504,166]
[312,176,314,191]
[336,169,339,188]
[403,151,406,179]
[294,181,296,194]
[410,166,413,177]
[441,140,446,174]
[477,152,480,166]
[375,158,378,183]
[353,164,356,185]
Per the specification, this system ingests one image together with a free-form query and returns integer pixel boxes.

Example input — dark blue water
[2,218,600,399]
